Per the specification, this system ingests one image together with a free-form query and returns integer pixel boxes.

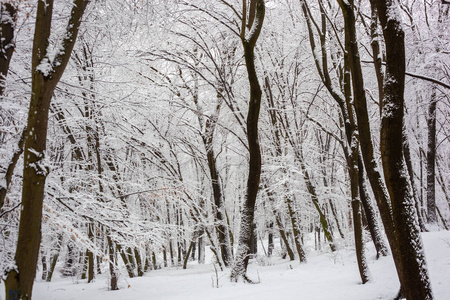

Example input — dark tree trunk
[264,187,295,261]
[349,138,370,284]
[87,223,95,283]
[329,200,345,239]
[264,76,307,261]
[286,196,306,262]
[107,236,119,291]
[62,243,75,277]
[230,0,265,282]
[96,255,102,275]
[351,197,369,283]
[336,3,371,280]
[116,243,135,278]
[183,240,195,269]
[302,0,388,259]
[152,252,158,270]
[0,3,21,211]
[267,222,274,257]
[376,0,434,298]
[191,241,196,260]
[301,160,335,252]
[4,1,88,299]
[134,248,144,276]
[198,233,205,264]
[41,253,48,281]
[426,90,437,224]
[358,157,389,258]
[403,129,427,231]
[203,124,232,266]
[163,248,168,267]
[0,3,17,97]
[46,234,63,282]
[0,128,26,210]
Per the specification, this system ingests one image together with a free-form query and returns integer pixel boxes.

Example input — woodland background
[0,0,449,298]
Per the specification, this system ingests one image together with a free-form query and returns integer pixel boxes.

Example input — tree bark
[230,0,265,282]
[358,157,388,257]
[0,3,17,97]
[116,243,135,278]
[264,76,307,261]
[426,89,437,224]
[301,0,386,256]
[201,113,232,266]
[264,186,295,261]
[286,195,307,262]
[0,128,26,210]
[106,236,119,291]
[4,1,88,299]
[403,129,427,231]
[375,0,434,298]
[46,234,63,282]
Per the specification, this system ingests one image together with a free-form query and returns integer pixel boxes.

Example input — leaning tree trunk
[230,0,265,282]
[4,1,88,299]
[375,0,434,298]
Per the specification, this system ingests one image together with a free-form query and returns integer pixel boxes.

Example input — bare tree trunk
[267,221,274,257]
[134,248,144,276]
[203,121,232,266]
[4,1,88,299]
[286,196,306,262]
[265,187,295,261]
[183,240,195,269]
[93,117,119,290]
[46,234,63,282]
[329,199,345,239]
[198,231,205,264]
[358,157,388,258]
[0,3,20,210]
[116,243,135,278]
[348,132,370,284]
[0,128,26,210]
[375,0,434,298]
[82,223,95,283]
[230,0,265,282]
[436,158,450,213]
[300,157,336,252]
[0,3,17,97]
[426,89,437,224]
[106,236,119,291]
[41,252,48,281]
[264,76,307,261]
[152,252,158,270]
[403,129,427,231]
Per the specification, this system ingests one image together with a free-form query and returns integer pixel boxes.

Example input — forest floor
[2,230,450,300]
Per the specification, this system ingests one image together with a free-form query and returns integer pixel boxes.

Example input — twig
[0,202,21,218]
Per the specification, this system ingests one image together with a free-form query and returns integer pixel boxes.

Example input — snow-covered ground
[2,230,450,300]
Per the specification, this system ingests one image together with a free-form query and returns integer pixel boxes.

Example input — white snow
[2,231,449,300]
[35,58,53,77]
